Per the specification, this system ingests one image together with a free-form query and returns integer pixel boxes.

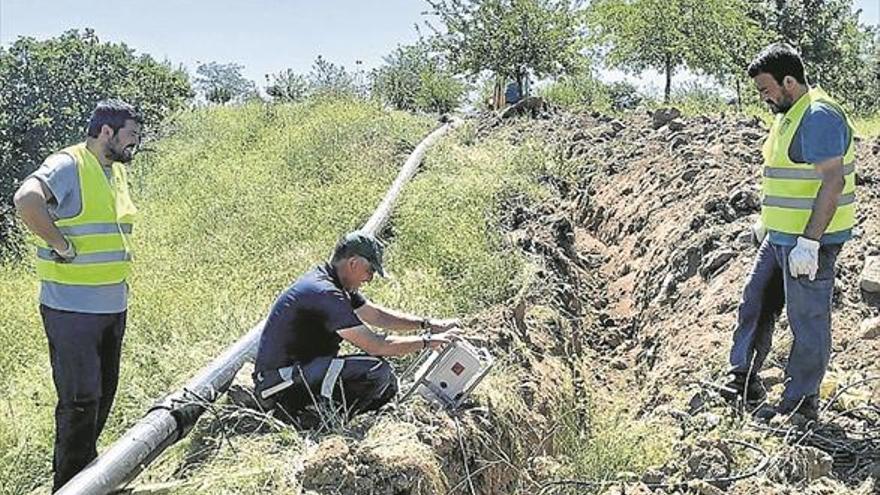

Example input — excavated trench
[500,103,880,495]
[143,105,879,495]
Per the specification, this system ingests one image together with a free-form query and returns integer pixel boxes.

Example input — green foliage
[587,0,768,102]
[0,29,192,256]
[540,73,608,109]
[666,80,732,116]
[308,55,365,99]
[854,113,880,138]
[194,61,257,104]
[540,73,642,112]
[556,397,674,483]
[757,0,880,114]
[371,40,468,113]
[426,0,586,88]
[264,57,366,104]
[369,125,548,314]
[264,69,309,103]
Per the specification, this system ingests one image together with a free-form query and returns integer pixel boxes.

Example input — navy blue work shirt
[255,263,367,373]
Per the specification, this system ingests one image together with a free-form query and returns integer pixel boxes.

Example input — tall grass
[0,99,558,493]
[368,125,550,314]
[0,99,433,493]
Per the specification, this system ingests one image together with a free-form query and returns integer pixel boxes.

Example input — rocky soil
[485,101,880,494]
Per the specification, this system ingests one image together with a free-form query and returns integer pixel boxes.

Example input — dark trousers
[272,355,398,419]
[40,305,126,492]
[729,239,841,402]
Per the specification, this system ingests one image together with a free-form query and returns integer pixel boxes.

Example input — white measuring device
[400,339,494,409]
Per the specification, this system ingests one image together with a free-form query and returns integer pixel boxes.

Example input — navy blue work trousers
[264,354,398,420]
[40,305,126,492]
[729,239,841,402]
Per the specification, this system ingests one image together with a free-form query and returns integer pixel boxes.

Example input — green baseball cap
[336,231,386,277]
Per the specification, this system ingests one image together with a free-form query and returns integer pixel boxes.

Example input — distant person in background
[13,100,142,490]
[253,231,461,421]
[722,43,857,422]
[505,80,523,105]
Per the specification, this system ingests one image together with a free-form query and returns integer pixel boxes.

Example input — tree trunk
[664,55,672,103]
[493,78,504,110]
[735,78,742,112]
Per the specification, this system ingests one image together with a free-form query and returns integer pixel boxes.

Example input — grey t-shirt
[29,152,128,314]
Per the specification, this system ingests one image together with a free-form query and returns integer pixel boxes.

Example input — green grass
[368,123,550,314]
[555,397,675,490]
[539,75,615,113]
[0,99,558,493]
[0,98,434,493]
[854,113,880,138]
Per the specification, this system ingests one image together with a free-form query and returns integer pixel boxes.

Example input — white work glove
[788,236,820,280]
[53,238,76,262]
[750,219,767,246]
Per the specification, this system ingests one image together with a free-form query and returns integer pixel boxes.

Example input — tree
[265,69,309,103]
[307,55,364,98]
[194,62,256,104]
[588,0,766,103]
[371,40,467,113]
[694,0,771,108]
[0,29,192,256]
[426,0,586,94]
[759,0,879,113]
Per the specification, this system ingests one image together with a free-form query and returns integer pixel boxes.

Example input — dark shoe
[719,373,766,405]
[754,395,819,423]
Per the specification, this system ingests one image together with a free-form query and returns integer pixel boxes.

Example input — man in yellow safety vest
[13,100,142,490]
[721,44,857,422]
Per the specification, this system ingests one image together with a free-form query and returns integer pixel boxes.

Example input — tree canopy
[426,0,586,89]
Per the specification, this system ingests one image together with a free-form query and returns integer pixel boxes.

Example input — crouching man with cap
[253,231,460,419]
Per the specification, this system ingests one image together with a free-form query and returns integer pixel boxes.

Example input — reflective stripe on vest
[35,143,137,286]
[58,223,133,236]
[37,248,132,264]
[760,87,857,235]
[762,192,856,209]
[763,163,856,180]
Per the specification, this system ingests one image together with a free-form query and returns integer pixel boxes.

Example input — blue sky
[1,0,878,90]
[0,0,429,84]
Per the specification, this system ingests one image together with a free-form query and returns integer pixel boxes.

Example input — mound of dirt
[493,104,880,493]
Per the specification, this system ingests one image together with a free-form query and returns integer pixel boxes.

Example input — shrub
[371,41,467,114]
[540,75,642,112]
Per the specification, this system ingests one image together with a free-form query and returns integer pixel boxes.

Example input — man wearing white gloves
[722,43,857,421]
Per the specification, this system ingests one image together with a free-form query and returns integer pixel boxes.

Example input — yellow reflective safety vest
[760,87,856,235]
[35,143,137,286]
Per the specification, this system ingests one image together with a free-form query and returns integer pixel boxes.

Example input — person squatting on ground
[14,100,143,490]
[253,231,461,420]
[722,43,857,422]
